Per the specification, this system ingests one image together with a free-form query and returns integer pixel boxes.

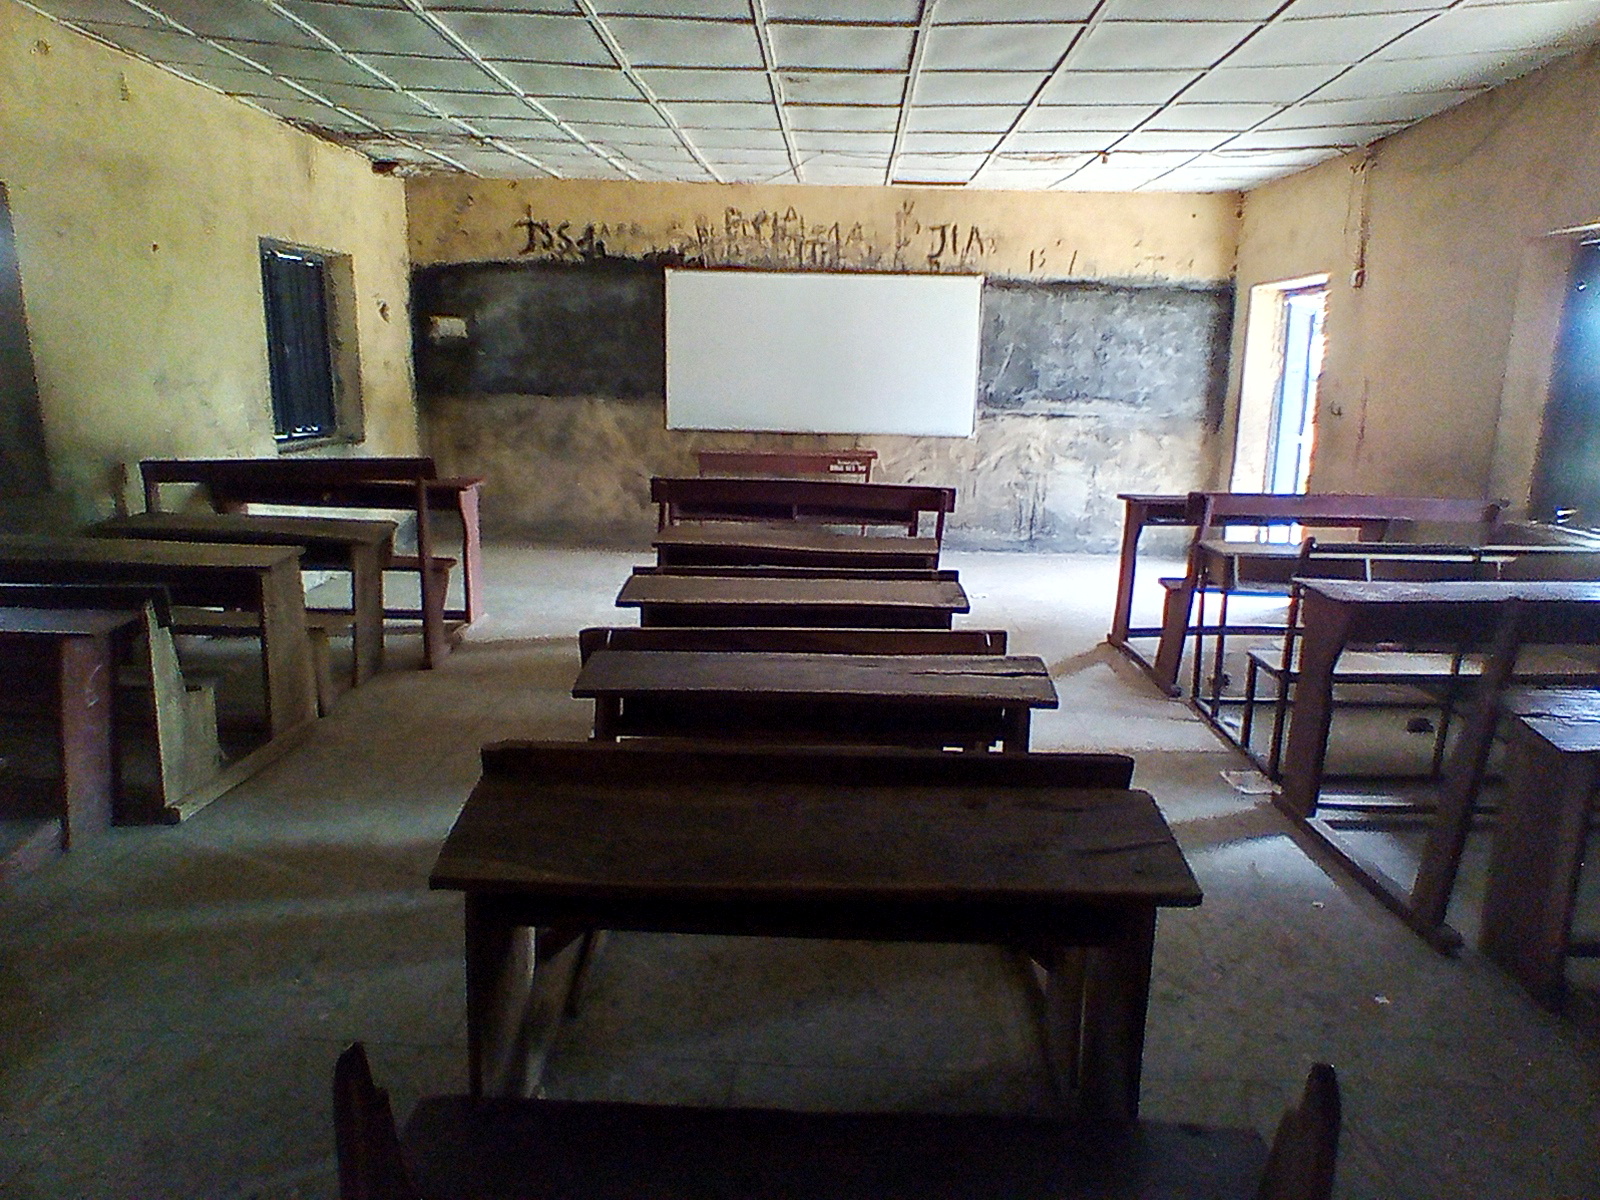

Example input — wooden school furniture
[0,535,318,740]
[1145,494,1504,695]
[578,625,1007,660]
[1478,688,1600,1010]
[429,742,1196,1121]
[572,649,1058,751]
[615,572,970,628]
[653,521,940,570]
[1275,580,1600,949]
[139,456,485,665]
[0,607,143,877]
[696,448,877,481]
[652,476,956,540]
[90,511,394,689]
[335,1042,1341,1200]
[634,563,954,581]
[1107,492,1204,668]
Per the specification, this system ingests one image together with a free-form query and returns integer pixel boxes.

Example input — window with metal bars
[261,242,338,443]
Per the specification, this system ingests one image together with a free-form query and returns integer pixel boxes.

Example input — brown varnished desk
[652,522,940,570]
[429,742,1199,1121]
[572,649,1058,751]
[615,572,970,629]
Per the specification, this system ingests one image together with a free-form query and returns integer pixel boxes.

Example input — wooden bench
[335,1042,1340,1200]
[1479,687,1600,1010]
[1146,493,1505,695]
[139,456,484,668]
[652,476,956,541]
[653,522,941,570]
[633,562,957,581]
[616,572,971,629]
[696,448,876,480]
[579,625,1007,662]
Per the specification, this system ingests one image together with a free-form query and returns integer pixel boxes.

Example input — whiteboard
[665,269,981,437]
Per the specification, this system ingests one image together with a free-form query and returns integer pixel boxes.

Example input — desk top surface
[0,607,144,637]
[573,650,1058,707]
[1300,579,1600,605]
[94,511,395,549]
[0,534,300,571]
[653,523,939,557]
[431,774,1196,906]
[617,573,969,610]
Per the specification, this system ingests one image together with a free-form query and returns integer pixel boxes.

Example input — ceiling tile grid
[16,0,1600,190]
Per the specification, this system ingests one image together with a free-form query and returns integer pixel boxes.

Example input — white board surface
[665,269,981,437]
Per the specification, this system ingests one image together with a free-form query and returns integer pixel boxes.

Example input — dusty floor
[2,546,1598,1198]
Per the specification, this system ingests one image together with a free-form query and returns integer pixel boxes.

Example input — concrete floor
[2,546,1598,1198]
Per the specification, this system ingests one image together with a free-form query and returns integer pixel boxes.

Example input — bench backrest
[0,581,174,627]
[697,449,876,481]
[578,625,1007,662]
[1198,492,1502,539]
[652,476,955,539]
[141,456,437,512]
[632,564,957,582]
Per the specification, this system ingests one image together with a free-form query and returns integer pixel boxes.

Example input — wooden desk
[1276,580,1600,947]
[653,522,940,570]
[1107,493,1201,664]
[1479,688,1600,1010]
[573,650,1058,751]
[0,535,317,738]
[90,511,393,685]
[696,448,876,480]
[429,742,1199,1119]
[0,607,142,876]
[653,476,956,540]
[616,573,969,629]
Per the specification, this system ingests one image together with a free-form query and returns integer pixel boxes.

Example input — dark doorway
[0,181,51,497]
[1531,240,1600,526]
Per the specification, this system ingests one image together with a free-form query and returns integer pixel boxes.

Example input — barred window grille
[261,243,337,442]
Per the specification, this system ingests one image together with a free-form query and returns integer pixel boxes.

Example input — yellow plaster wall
[1226,44,1600,504]
[0,1,419,519]
[406,176,1238,285]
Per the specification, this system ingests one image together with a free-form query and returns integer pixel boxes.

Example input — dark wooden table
[615,572,969,628]
[91,511,394,685]
[573,649,1058,751]
[1276,579,1600,947]
[0,534,317,738]
[1107,493,1200,668]
[1479,688,1600,1010]
[429,742,1200,1120]
[0,607,143,876]
[653,522,940,570]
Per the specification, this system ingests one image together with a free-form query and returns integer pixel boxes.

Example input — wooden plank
[578,626,1005,660]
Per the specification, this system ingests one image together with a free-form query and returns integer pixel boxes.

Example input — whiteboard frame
[665,269,982,437]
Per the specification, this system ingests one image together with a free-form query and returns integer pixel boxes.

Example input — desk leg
[1276,593,1353,820]
[464,895,534,1098]
[1150,578,1195,696]
[592,697,620,741]
[459,486,485,625]
[56,633,117,850]
[258,562,319,738]
[1001,707,1031,753]
[348,544,385,684]
[1109,501,1145,647]
[1479,726,1596,1010]
[1076,907,1156,1122]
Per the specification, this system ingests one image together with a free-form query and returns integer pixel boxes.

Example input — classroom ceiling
[24,0,1600,191]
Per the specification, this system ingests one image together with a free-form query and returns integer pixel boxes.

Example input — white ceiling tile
[387,89,541,120]
[604,17,763,67]
[766,0,921,19]
[1107,0,1285,16]
[1226,13,1432,67]
[1145,101,1285,128]
[894,152,990,168]
[73,23,264,70]
[780,72,907,104]
[914,71,1049,104]
[920,23,1082,71]
[1256,95,1415,125]
[213,40,394,86]
[1073,21,1259,70]
[1020,103,1161,131]
[1181,63,1345,101]
[792,130,897,151]
[1004,130,1123,152]
[638,68,771,101]
[906,105,1023,132]
[1115,129,1233,151]
[768,23,915,70]
[1382,2,1600,57]
[669,126,789,148]
[1039,69,1200,104]
[1309,54,1500,95]
[1223,124,1399,148]
[427,1,579,11]
[900,131,1004,152]
[19,0,157,23]
[282,3,456,57]
[359,52,505,90]
[141,0,320,46]
[938,0,1097,18]
[1284,0,1445,14]
[582,124,694,147]
[659,99,778,127]
[534,97,666,124]
[787,104,902,131]
[472,63,642,99]
[1200,146,1343,166]
[433,12,613,65]
[591,1,748,15]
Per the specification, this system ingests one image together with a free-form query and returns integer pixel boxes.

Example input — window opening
[1529,240,1600,528]
[262,243,338,443]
